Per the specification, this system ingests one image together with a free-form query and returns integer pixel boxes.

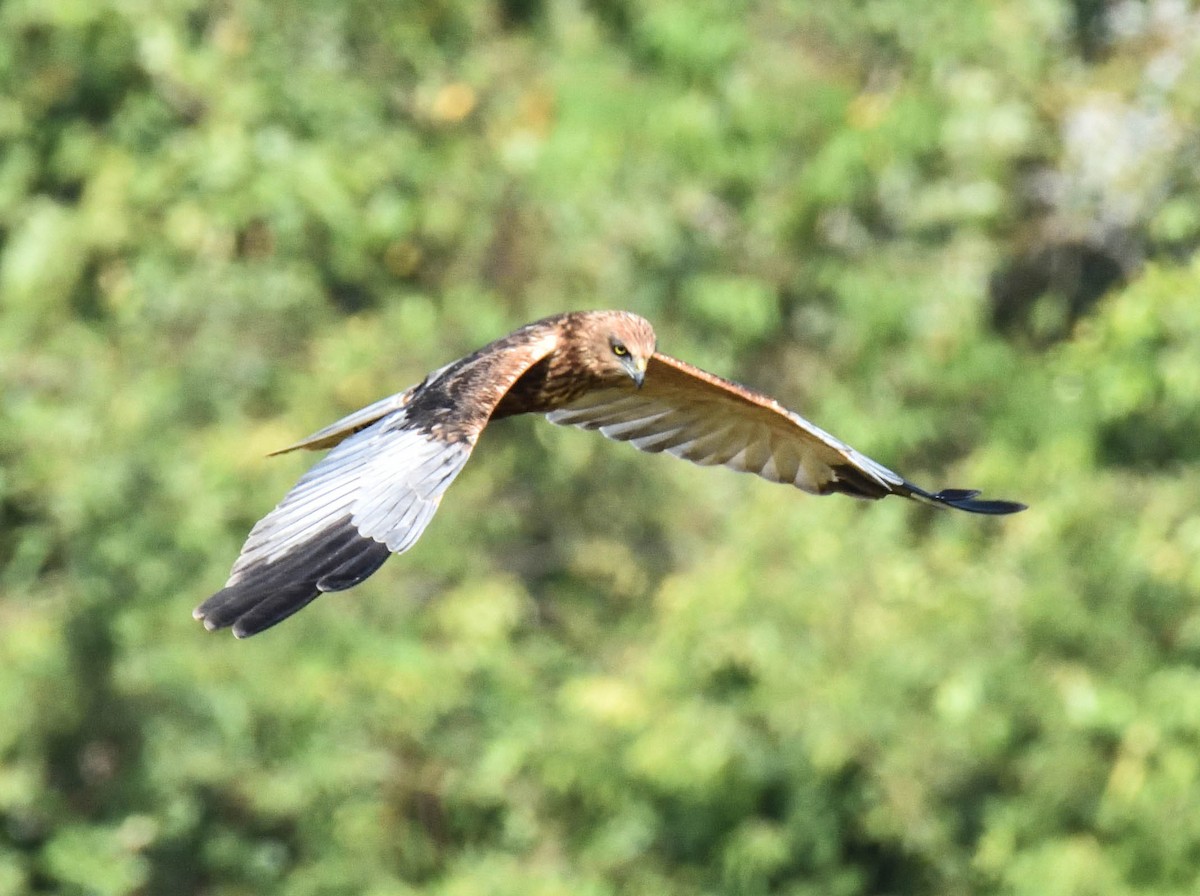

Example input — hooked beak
[629,356,647,388]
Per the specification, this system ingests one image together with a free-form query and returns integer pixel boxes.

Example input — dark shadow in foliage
[145,784,302,894]
[583,0,634,37]
[44,605,150,822]
[649,759,943,892]
[989,239,1128,347]
[0,469,62,583]
[827,763,941,895]
[68,258,107,323]
[1070,0,1114,62]
[320,266,379,315]
[703,658,758,700]
[497,0,544,29]
[1098,407,1200,470]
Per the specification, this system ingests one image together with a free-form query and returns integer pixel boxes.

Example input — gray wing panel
[230,412,473,581]
[196,411,473,637]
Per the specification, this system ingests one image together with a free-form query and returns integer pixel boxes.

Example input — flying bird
[196,310,1024,637]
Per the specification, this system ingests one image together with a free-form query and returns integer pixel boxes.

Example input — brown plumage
[196,310,1025,637]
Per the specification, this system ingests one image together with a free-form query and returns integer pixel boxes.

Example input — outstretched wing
[265,389,418,456]
[547,352,1025,514]
[196,330,559,638]
[264,359,463,456]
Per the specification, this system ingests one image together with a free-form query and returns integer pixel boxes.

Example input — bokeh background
[4,1,1200,893]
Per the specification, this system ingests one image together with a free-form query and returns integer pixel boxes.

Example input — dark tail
[906,484,1027,515]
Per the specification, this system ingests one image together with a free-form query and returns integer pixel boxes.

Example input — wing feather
[547,352,1026,513]
[196,419,474,637]
[665,420,748,467]
[197,330,560,637]
[265,360,467,456]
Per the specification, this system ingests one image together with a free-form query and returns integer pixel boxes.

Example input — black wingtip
[196,517,392,637]
[906,483,1027,515]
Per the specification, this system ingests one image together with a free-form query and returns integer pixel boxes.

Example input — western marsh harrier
[197,311,1024,637]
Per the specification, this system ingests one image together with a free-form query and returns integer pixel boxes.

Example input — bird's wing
[196,332,559,638]
[265,389,417,455]
[547,352,1025,514]
[266,360,461,455]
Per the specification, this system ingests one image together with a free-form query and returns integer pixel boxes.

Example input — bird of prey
[196,310,1024,637]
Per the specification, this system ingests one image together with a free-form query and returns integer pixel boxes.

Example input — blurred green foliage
[3,0,1200,893]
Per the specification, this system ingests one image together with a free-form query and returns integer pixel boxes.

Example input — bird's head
[582,311,656,388]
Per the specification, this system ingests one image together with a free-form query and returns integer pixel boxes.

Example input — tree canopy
[2,1,1199,894]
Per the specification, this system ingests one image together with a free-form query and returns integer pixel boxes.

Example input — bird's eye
[611,342,629,358]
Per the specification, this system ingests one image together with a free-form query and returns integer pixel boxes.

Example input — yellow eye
[611,342,629,357]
